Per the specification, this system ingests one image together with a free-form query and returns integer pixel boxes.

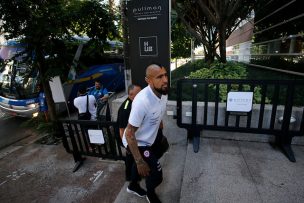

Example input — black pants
[151,129,169,159]
[128,146,163,193]
[125,129,166,182]
[125,150,133,181]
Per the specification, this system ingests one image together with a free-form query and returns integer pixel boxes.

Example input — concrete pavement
[0,116,31,149]
[180,137,304,203]
[0,133,125,203]
[114,130,304,203]
[0,126,304,203]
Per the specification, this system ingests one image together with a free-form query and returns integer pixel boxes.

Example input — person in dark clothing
[117,84,141,181]
[118,84,142,138]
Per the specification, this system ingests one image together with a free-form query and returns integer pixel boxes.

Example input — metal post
[67,124,86,172]
[191,83,200,153]
[277,83,296,162]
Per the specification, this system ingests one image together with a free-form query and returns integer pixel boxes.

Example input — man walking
[122,63,169,203]
[117,84,142,181]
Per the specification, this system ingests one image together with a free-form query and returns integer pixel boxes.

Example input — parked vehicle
[67,63,125,110]
[0,40,39,117]
[0,39,125,118]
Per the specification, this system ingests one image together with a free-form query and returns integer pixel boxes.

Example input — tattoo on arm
[125,124,143,163]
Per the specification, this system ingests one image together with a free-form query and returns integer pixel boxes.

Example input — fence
[59,119,124,172]
[176,79,304,162]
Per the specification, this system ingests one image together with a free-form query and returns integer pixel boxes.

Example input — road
[0,110,32,150]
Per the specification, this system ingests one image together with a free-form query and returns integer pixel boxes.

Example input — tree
[171,20,192,59]
[0,0,117,122]
[173,0,256,63]
[119,0,130,70]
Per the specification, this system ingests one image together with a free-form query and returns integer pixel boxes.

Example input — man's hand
[125,124,151,177]
[100,94,109,101]
[135,158,150,177]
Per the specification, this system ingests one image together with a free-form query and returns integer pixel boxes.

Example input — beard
[155,86,169,95]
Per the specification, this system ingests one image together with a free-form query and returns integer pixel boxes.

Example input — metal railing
[176,79,304,162]
[59,119,124,172]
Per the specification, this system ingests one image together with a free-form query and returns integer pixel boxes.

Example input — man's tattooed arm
[125,123,150,176]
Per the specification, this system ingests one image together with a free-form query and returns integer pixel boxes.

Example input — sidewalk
[180,137,304,203]
[1,129,304,203]
[114,129,304,203]
[0,134,125,203]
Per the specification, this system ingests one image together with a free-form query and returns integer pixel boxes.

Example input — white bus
[0,40,39,117]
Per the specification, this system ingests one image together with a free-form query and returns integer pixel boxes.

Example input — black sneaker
[126,183,146,197]
[146,191,162,203]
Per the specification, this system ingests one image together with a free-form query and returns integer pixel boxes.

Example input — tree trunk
[203,41,216,64]
[109,0,115,16]
[218,25,227,63]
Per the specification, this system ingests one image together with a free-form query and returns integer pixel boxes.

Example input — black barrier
[59,119,124,172]
[176,79,304,162]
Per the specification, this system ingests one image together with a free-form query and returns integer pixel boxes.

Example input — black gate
[176,79,304,162]
[59,119,124,172]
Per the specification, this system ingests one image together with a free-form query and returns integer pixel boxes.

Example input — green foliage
[171,21,192,59]
[170,60,304,106]
[169,60,273,104]
[188,61,247,79]
[0,0,117,80]
[70,0,117,40]
[171,60,208,80]
[187,61,254,102]
[0,0,118,121]
[170,60,247,100]
[173,0,256,63]
[170,60,207,99]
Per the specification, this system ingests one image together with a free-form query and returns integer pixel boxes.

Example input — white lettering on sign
[227,92,253,112]
[144,42,153,52]
[133,6,162,14]
[139,36,158,56]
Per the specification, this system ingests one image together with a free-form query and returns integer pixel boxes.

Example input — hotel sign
[227,92,253,112]
[127,0,170,87]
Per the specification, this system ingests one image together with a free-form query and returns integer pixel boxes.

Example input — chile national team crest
[143,150,150,158]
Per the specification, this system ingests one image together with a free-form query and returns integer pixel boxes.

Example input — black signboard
[127,0,170,87]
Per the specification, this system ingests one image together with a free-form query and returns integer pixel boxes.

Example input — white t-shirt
[122,85,167,147]
[74,94,97,120]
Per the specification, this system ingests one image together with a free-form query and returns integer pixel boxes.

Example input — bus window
[0,62,38,99]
